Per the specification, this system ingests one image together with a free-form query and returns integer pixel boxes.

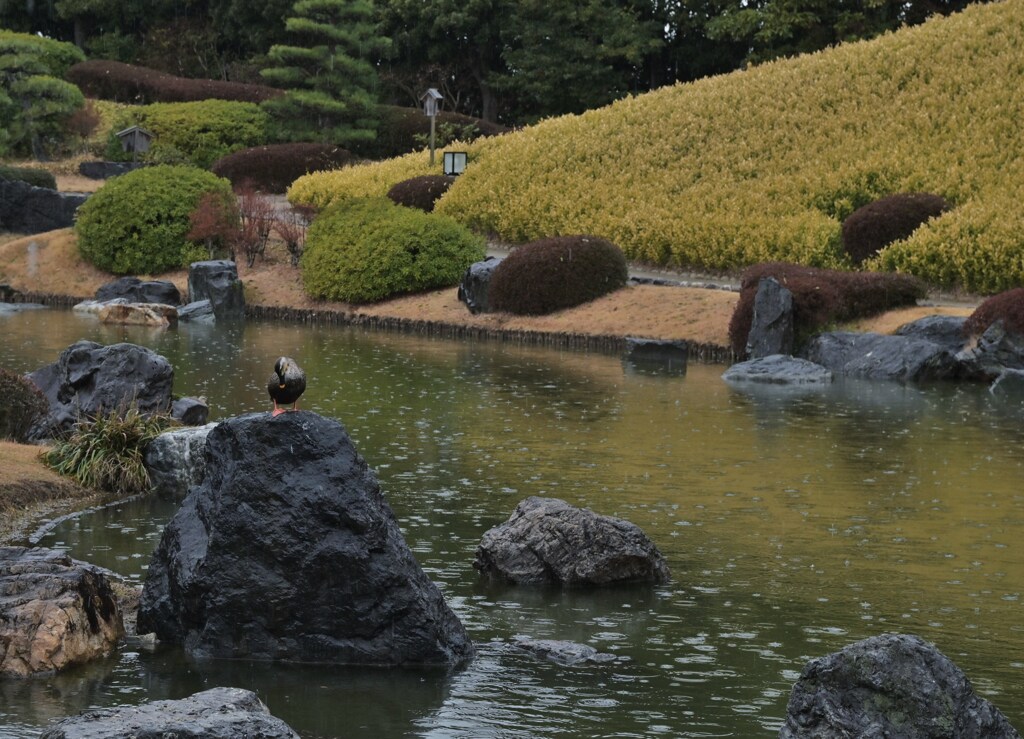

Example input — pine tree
[260,0,388,146]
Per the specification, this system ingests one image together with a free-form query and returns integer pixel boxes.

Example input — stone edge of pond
[244,304,736,363]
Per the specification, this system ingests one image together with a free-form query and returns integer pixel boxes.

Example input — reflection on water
[2,307,1024,738]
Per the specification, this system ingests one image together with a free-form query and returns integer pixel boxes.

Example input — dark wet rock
[746,277,794,358]
[39,686,300,739]
[801,331,960,382]
[77,161,145,180]
[144,422,217,498]
[511,636,619,666]
[779,633,1020,739]
[95,277,181,306]
[187,260,245,320]
[27,340,174,440]
[474,496,670,586]
[171,396,209,426]
[956,321,1024,381]
[177,299,215,323]
[0,179,88,234]
[0,547,123,677]
[137,411,474,666]
[894,314,968,353]
[457,257,502,314]
[989,368,1024,395]
[723,355,832,385]
[622,338,688,375]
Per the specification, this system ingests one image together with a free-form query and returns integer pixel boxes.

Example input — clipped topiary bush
[0,164,57,190]
[386,175,454,212]
[105,100,270,168]
[963,288,1024,338]
[302,197,485,303]
[211,143,356,193]
[67,60,284,105]
[76,165,235,275]
[728,262,927,355]
[0,369,49,443]
[841,192,951,265]
[488,235,629,316]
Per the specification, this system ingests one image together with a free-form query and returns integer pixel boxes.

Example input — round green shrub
[76,165,235,275]
[211,143,355,193]
[301,197,486,303]
[0,369,48,443]
[386,175,454,212]
[487,235,629,316]
[841,193,951,265]
[0,164,57,190]
[963,288,1024,337]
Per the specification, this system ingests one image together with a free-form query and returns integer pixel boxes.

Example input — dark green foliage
[355,106,506,160]
[488,235,629,316]
[44,406,173,494]
[66,60,284,105]
[0,30,85,77]
[211,143,356,193]
[0,165,57,189]
[963,288,1024,337]
[842,193,951,265]
[386,175,454,212]
[76,165,235,275]
[0,370,48,443]
[728,262,928,355]
[302,197,485,303]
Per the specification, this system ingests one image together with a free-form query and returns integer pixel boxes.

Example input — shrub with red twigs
[236,188,276,268]
[273,206,315,267]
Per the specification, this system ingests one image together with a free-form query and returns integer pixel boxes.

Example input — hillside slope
[291,0,1024,294]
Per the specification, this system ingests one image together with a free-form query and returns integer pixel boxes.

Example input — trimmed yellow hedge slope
[290,0,1024,293]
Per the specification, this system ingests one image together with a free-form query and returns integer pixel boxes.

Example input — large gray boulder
[39,687,299,739]
[0,179,88,234]
[894,314,968,353]
[956,320,1024,380]
[143,422,217,498]
[0,547,123,677]
[723,355,832,385]
[95,276,181,306]
[77,161,144,180]
[137,411,474,667]
[474,496,671,586]
[746,277,794,358]
[779,633,1020,738]
[27,340,174,439]
[801,331,960,382]
[457,257,502,314]
[187,260,245,320]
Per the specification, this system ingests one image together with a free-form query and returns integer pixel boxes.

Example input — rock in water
[779,633,1021,738]
[39,687,299,739]
[0,547,124,677]
[474,496,671,586]
[137,411,474,667]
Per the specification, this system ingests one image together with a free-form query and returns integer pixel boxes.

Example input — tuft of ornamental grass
[44,406,174,495]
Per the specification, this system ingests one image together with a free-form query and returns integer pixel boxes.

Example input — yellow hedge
[290,0,1024,293]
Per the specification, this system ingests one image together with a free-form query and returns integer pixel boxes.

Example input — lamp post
[420,88,443,166]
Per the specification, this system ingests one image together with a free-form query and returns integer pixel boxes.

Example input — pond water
[2,307,1024,738]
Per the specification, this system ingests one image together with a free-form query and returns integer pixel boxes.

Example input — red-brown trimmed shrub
[963,288,1024,337]
[67,60,284,105]
[386,175,454,212]
[728,262,927,355]
[211,143,356,193]
[488,236,629,316]
[0,369,48,443]
[353,105,507,160]
[841,192,951,265]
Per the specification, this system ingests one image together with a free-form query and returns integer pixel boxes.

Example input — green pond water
[1,306,1023,738]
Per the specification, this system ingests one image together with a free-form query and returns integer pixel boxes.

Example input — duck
[267,356,306,416]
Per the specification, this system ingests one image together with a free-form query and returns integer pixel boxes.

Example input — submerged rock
[39,686,299,739]
[0,547,123,677]
[511,636,618,666]
[723,355,832,385]
[138,411,473,667]
[622,338,688,375]
[475,496,670,586]
[779,633,1020,739]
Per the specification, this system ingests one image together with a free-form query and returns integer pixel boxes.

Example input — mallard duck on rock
[268,356,306,416]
